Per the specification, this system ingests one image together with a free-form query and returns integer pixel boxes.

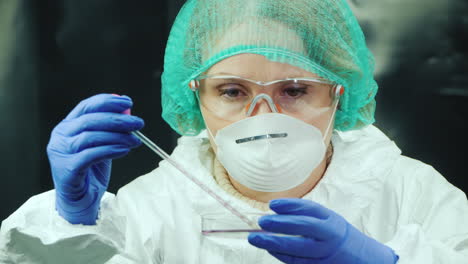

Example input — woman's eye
[219,85,245,98]
[283,87,307,97]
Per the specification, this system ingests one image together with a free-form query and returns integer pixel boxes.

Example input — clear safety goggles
[189,75,344,122]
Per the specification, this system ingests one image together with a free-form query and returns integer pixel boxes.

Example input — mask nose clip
[245,93,281,117]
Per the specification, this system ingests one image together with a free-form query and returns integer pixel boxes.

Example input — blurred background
[0,0,467,221]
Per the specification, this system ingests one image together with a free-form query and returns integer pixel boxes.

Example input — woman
[1,0,467,263]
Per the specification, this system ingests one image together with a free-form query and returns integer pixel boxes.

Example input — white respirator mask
[203,87,341,193]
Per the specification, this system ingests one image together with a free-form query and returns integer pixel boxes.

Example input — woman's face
[200,53,337,153]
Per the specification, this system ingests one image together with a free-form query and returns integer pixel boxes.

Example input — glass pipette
[113,94,260,231]
[130,130,259,230]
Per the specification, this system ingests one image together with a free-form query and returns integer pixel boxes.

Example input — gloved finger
[248,233,332,259]
[72,145,132,175]
[70,131,142,153]
[65,94,133,120]
[258,214,340,240]
[269,198,330,219]
[59,112,144,136]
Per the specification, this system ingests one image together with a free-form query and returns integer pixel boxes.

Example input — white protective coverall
[1,125,468,263]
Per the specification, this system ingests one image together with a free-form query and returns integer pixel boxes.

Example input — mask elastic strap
[323,85,342,139]
[205,119,216,142]
[196,90,218,142]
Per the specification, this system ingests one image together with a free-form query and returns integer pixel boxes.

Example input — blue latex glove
[248,198,398,264]
[47,94,144,225]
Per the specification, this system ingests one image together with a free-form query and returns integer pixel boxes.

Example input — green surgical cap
[161,0,378,136]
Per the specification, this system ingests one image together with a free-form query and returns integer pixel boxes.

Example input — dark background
[1,0,467,222]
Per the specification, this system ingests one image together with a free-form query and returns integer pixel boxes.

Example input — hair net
[161,0,377,136]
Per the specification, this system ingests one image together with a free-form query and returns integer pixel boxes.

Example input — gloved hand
[47,94,144,225]
[248,198,398,264]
